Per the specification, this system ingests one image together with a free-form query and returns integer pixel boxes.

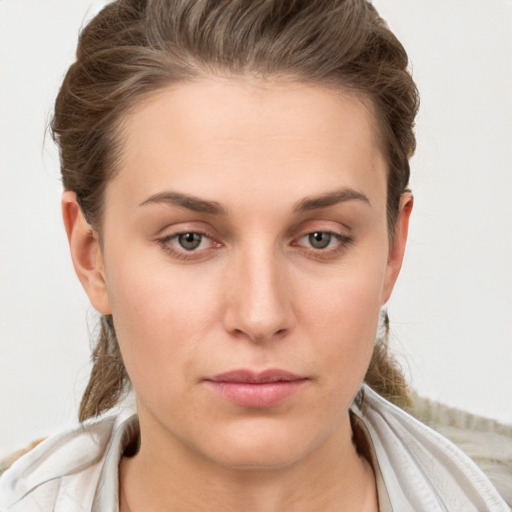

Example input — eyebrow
[293,187,371,213]
[138,187,370,215]
[138,191,226,215]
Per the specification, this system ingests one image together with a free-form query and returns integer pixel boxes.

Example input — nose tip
[233,325,286,344]
[223,253,294,343]
[231,308,289,344]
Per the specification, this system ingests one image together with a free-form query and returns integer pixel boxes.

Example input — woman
[0,0,508,511]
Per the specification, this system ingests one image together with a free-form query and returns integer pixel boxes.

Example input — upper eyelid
[153,220,215,237]
[157,232,219,260]
[296,227,348,237]
[155,220,352,246]
[154,220,221,241]
[158,228,347,241]
[294,231,351,247]
[289,216,352,234]
[159,231,216,248]
[160,229,212,239]
[294,225,352,240]
[153,215,350,235]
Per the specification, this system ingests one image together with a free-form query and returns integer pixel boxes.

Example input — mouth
[203,369,309,408]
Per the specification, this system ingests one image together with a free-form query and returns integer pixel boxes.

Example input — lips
[203,369,308,408]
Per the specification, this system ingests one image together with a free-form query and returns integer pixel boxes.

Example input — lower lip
[204,380,308,408]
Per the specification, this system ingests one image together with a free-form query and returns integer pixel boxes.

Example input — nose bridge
[225,238,292,342]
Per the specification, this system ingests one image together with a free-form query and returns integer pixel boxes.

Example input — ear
[381,192,413,305]
[62,191,112,315]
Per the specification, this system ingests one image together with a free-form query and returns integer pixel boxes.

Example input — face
[73,78,410,470]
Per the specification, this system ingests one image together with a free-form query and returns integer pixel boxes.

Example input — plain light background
[1,0,511,459]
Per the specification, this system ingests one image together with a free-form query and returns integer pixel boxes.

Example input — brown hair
[51,0,419,422]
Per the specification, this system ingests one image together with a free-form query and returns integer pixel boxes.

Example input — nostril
[230,327,288,343]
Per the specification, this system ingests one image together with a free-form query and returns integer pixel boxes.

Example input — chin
[212,444,307,471]
[201,420,327,471]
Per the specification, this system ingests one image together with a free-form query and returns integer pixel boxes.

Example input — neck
[119,412,377,512]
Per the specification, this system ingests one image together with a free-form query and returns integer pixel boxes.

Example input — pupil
[178,233,201,250]
[309,232,331,249]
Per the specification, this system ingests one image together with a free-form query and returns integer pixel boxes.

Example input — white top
[0,385,508,512]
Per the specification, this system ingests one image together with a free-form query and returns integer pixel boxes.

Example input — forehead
[110,78,387,212]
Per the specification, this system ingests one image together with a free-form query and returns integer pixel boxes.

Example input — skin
[62,78,412,512]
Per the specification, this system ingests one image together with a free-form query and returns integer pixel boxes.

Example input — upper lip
[206,369,307,383]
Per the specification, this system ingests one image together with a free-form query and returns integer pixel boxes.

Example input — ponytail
[364,310,412,408]
[78,315,129,422]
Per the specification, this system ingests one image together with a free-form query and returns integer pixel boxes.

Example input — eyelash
[293,231,353,259]
[156,230,353,261]
[157,230,219,260]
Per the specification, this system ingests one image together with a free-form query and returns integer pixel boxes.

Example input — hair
[51,0,419,422]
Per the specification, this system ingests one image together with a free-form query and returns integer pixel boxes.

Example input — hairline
[88,73,399,243]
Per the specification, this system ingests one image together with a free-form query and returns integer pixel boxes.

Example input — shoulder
[0,439,47,477]
[0,406,137,512]
[351,385,510,512]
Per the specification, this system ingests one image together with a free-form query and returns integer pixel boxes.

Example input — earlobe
[381,193,413,305]
[61,191,112,315]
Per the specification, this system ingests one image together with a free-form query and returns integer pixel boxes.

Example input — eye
[157,230,220,260]
[300,231,346,250]
[177,232,203,251]
[293,229,353,257]
[307,232,335,249]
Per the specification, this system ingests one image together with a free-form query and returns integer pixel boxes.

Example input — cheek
[103,249,223,388]
[297,258,386,378]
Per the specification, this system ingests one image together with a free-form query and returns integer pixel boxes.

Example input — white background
[1,0,511,458]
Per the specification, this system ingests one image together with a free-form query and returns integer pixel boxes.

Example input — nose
[223,244,295,343]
